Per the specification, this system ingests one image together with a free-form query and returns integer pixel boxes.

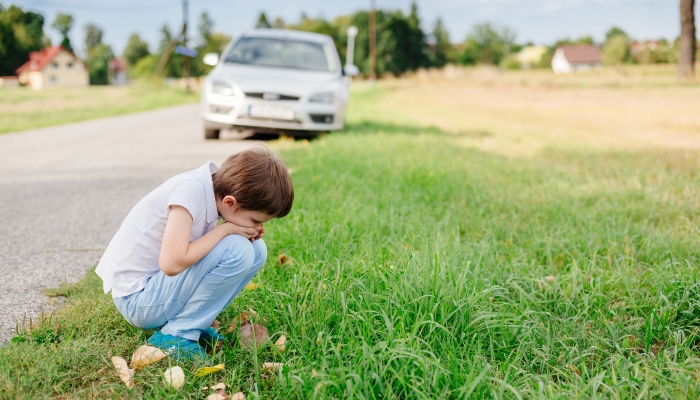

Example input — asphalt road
[0,104,257,343]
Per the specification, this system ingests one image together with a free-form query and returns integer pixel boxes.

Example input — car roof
[239,29,331,44]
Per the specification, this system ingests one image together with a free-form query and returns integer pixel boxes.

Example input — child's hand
[251,227,265,242]
[221,222,258,239]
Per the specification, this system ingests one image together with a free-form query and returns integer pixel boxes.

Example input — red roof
[15,46,79,74]
[557,45,601,64]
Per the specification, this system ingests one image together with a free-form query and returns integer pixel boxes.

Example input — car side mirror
[343,64,359,77]
[203,53,219,66]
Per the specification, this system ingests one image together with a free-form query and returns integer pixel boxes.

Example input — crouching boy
[96,146,294,361]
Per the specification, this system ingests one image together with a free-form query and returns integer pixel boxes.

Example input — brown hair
[212,146,294,218]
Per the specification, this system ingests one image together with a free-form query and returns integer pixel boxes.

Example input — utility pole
[182,0,190,91]
[369,0,377,82]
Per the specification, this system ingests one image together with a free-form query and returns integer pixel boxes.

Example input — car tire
[204,127,220,140]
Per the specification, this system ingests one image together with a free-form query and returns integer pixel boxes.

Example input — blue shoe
[199,327,226,343]
[147,331,208,362]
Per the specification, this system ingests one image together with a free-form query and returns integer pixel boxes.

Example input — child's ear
[223,195,238,208]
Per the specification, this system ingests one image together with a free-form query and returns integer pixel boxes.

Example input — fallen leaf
[211,319,221,330]
[277,253,293,266]
[163,366,185,389]
[207,390,228,400]
[311,368,319,378]
[275,335,287,352]
[195,363,225,377]
[262,362,282,371]
[111,356,135,388]
[130,345,167,370]
[239,321,270,349]
[545,275,555,284]
[202,382,226,391]
[244,282,259,291]
[231,392,246,400]
[227,309,259,332]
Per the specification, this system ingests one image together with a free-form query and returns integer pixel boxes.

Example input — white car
[200,29,358,139]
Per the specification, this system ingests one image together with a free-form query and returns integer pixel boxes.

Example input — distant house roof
[557,45,601,64]
[108,58,127,72]
[15,46,79,74]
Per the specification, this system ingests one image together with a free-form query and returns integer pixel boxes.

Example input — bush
[603,35,629,65]
[500,54,521,70]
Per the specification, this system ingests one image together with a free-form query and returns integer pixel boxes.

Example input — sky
[6,0,680,58]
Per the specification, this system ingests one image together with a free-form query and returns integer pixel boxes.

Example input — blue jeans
[113,235,266,341]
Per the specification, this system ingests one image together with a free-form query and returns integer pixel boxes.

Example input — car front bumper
[201,92,346,132]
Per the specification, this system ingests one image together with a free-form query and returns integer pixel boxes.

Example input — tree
[461,22,515,65]
[272,17,285,29]
[51,12,73,52]
[430,17,453,68]
[0,5,45,75]
[198,12,213,45]
[678,0,695,80]
[84,23,103,53]
[602,35,628,65]
[122,33,149,67]
[605,26,628,42]
[255,12,271,28]
[87,44,114,84]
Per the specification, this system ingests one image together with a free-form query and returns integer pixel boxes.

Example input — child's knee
[217,235,256,269]
[252,238,267,265]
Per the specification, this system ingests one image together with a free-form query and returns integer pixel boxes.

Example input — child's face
[218,195,274,232]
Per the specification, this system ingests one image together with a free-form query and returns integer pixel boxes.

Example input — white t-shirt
[96,162,221,297]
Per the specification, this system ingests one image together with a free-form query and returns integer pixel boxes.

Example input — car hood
[215,63,339,96]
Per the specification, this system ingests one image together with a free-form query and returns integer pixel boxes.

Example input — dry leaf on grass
[275,335,287,352]
[202,382,226,391]
[195,363,225,377]
[130,345,167,370]
[244,282,259,291]
[239,321,270,349]
[111,356,135,388]
[227,309,259,332]
[311,368,319,378]
[262,362,282,371]
[211,319,221,330]
[277,253,293,266]
[545,275,555,284]
[207,390,228,400]
[230,392,246,400]
[163,366,185,389]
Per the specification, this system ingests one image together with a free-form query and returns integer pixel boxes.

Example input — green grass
[0,80,198,134]
[2,84,700,399]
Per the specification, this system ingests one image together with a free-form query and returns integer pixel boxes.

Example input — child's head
[212,146,294,221]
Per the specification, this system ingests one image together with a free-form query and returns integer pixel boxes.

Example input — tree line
[0,2,697,83]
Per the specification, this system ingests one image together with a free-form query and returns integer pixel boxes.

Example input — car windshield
[224,37,335,72]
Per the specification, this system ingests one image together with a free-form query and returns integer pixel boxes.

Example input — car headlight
[211,81,234,96]
[309,91,336,103]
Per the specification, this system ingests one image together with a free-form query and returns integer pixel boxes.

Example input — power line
[11,0,179,13]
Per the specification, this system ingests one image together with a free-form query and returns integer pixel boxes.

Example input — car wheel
[204,127,220,140]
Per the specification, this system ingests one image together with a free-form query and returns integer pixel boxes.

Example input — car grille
[310,114,334,123]
[245,92,300,101]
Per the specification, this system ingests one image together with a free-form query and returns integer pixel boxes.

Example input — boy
[96,146,294,361]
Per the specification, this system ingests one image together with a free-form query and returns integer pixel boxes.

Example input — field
[0,80,198,134]
[2,65,700,398]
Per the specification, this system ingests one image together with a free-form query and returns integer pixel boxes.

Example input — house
[15,46,88,90]
[108,58,128,85]
[551,45,602,74]
[0,76,20,89]
[515,46,547,69]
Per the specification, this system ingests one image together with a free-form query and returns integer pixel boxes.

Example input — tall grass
[1,80,700,398]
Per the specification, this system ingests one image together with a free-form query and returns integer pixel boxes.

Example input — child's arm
[159,205,257,276]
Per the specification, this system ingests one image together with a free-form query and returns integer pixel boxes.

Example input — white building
[16,46,88,90]
[551,45,602,74]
